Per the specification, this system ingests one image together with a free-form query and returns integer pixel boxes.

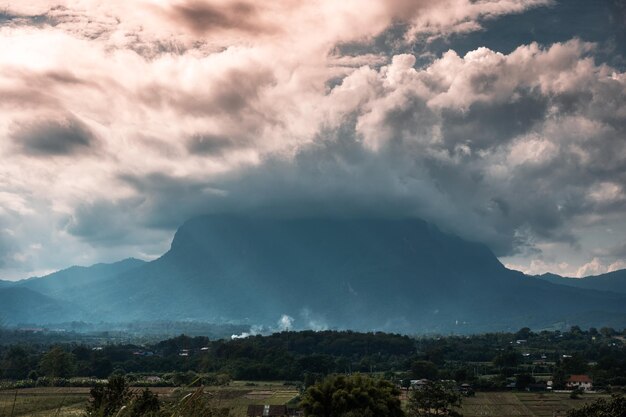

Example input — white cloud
[0,0,624,278]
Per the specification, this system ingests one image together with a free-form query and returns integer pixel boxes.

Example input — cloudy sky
[0,0,625,280]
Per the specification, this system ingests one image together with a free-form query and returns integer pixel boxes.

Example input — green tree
[1,346,32,379]
[407,380,463,417]
[562,354,588,375]
[515,374,535,391]
[411,361,439,380]
[128,389,160,417]
[39,346,76,378]
[515,327,532,340]
[600,327,617,337]
[493,351,520,368]
[567,394,626,417]
[300,374,403,417]
[85,375,133,417]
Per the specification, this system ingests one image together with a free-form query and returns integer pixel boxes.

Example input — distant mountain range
[1,215,625,333]
[535,270,626,294]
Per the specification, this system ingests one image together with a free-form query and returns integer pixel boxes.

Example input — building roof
[567,375,592,383]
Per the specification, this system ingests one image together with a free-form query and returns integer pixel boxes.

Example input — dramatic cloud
[10,116,96,156]
[0,0,624,278]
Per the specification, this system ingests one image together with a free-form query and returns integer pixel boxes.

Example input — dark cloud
[440,94,548,150]
[0,11,57,27]
[140,67,275,120]
[167,1,277,36]
[63,198,145,246]
[114,172,226,230]
[10,117,97,157]
[187,134,242,155]
[105,126,522,256]
[606,242,626,258]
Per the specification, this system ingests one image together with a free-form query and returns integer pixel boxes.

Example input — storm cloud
[10,117,96,156]
[0,0,624,279]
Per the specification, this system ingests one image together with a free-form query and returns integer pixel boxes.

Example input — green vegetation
[407,381,463,417]
[566,394,626,417]
[3,327,625,391]
[84,375,228,417]
[0,386,618,417]
[0,327,625,416]
[300,374,403,417]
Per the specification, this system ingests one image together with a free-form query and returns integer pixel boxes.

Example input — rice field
[461,391,609,417]
[0,386,609,417]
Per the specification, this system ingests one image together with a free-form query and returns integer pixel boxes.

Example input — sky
[0,0,625,280]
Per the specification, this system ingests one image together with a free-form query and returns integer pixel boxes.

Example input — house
[246,405,301,417]
[410,379,429,390]
[566,375,593,391]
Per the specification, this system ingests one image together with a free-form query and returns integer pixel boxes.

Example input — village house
[566,374,593,391]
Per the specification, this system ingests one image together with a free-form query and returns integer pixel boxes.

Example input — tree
[128,389,160,417]
[567,394,626,417]
[90,358,114,379]
[407,380,463,417]
[493,351,520,368]
[515,374,535,391]
[411,360,439,380]
[600,327,617,338]
[300,374,403,417]
[39,346,75,378]
[1,346,32,379]
[85,375,133,417]
[515,327,532,340]
[562,354,588,375]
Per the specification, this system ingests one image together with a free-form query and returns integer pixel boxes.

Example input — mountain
[0,287,80,325]
[32,215,624,333]
[15,258,145,300]
[536,270,626,294]
[4,216,626,333]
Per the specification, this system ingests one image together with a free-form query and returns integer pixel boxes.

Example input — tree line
[1,327,625,391]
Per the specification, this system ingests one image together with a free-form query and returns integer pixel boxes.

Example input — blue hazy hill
[2,216,625,333]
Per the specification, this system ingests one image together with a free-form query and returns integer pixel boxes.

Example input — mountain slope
[63,216,626,333]
[16,258,145,300]
[536,270,626,294]
[0,287,80,325]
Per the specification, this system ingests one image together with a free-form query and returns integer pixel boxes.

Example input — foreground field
[0,383,300,417]
[0,386,610,417]
[462,392,609,417]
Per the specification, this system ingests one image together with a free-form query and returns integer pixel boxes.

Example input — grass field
[461,392,608,417]
[0,386,608,417]
[0,387,89,417]
[0,383,300,417]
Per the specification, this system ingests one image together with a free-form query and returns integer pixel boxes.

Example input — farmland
[0,385,610,417]
[462,392,608,417]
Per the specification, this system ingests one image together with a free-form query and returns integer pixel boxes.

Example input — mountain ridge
[1,216,625,332]
[535,269,626,294]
